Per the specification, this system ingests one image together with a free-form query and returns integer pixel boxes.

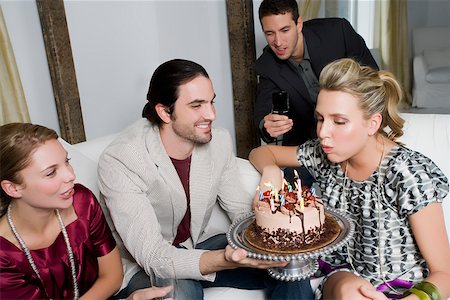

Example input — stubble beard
[172,122,212,144]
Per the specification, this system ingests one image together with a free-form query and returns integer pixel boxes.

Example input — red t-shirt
[170,156,192,246]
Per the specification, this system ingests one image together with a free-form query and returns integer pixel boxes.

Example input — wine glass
[150,257,176,299]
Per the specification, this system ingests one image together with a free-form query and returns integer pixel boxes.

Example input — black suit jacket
[254,18,379,146]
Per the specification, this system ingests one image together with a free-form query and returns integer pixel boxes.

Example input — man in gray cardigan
[98,59,312,299]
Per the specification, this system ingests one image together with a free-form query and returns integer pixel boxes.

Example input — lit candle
[299,195,304,212]
[280,194,285,206]
[264,182,276,212]
[256,186,264,200]
[293,169,302,192]
[295,182,304,212]
[282,179,289,192]
[270,197,275,212]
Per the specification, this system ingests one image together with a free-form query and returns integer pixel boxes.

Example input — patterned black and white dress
[297,139,449,296]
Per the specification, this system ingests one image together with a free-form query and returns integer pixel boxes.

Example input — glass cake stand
[227,208,355,281]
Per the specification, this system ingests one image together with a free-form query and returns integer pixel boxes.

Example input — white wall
[253,0,264,59]
[2,0,236,150]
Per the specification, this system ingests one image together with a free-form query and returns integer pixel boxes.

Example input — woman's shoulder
[0,217,17,252]
[385,146,449,214]
[72,184,101,215]
[388,146,445,174]
[73,184,96,201]
[386,146,449,196]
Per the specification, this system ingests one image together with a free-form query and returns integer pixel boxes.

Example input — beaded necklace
[341,138,402,295]
[7,205,79,300]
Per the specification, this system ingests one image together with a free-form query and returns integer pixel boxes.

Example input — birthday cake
[245,180,341,254]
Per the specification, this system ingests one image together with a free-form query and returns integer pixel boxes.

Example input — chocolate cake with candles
[245,174,341,254]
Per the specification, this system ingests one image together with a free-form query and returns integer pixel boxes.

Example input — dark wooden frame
[226,0,259,158]
[36,1,257,153]
[36,0,85,144]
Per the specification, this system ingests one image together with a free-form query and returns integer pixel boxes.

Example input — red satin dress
[0,184,116,299]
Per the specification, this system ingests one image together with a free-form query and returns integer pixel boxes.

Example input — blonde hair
[319,58,404,141]
[0,123,58,216]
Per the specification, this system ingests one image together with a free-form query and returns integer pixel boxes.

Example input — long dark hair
[142,59,209,126]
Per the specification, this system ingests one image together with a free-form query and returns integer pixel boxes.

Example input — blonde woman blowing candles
[249,58,450,300]
[0,123,172,300]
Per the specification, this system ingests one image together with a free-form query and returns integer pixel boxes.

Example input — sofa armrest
[413,55,428,89]
[413,55,430,108]
[236,157,261,194]
[202,158,261,238]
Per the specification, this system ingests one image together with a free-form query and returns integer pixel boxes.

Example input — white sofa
[412,26,450,108]
[61,113,450,299]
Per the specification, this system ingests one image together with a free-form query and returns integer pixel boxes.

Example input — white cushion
[426,67,450,83]
[72,133,116,162]
[423,48,450,69]
[59,138,100,198]
[399,113,450,239]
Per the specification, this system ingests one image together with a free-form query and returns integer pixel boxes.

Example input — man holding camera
[254,0,378,148]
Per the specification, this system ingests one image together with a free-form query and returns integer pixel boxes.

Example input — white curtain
[298,0,321,21]
[0,6,31,125]
[374,0,411,106]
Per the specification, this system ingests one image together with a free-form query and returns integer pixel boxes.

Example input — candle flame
[282,179,289,190]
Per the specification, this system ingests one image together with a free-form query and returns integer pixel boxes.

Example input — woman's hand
[126,286,174,300]
[252,190,260,211]
[359,286,389,300]
[323,271,382,300]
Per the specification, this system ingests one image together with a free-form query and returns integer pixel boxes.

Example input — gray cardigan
[98,119,251,282]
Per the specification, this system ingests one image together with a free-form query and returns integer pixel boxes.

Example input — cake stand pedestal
[227,208,355,281]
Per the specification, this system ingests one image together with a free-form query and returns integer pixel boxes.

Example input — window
[320,0,376,49]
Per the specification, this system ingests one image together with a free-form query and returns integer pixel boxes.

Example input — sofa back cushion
[413,26,450,56]
[399,113,450,238]
[59,138,100,198]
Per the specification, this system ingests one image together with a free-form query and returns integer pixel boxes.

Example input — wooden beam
[226,0,259,158]
[36,0,85,144]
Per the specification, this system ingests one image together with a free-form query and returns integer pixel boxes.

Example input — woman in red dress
[0,123,172,300]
